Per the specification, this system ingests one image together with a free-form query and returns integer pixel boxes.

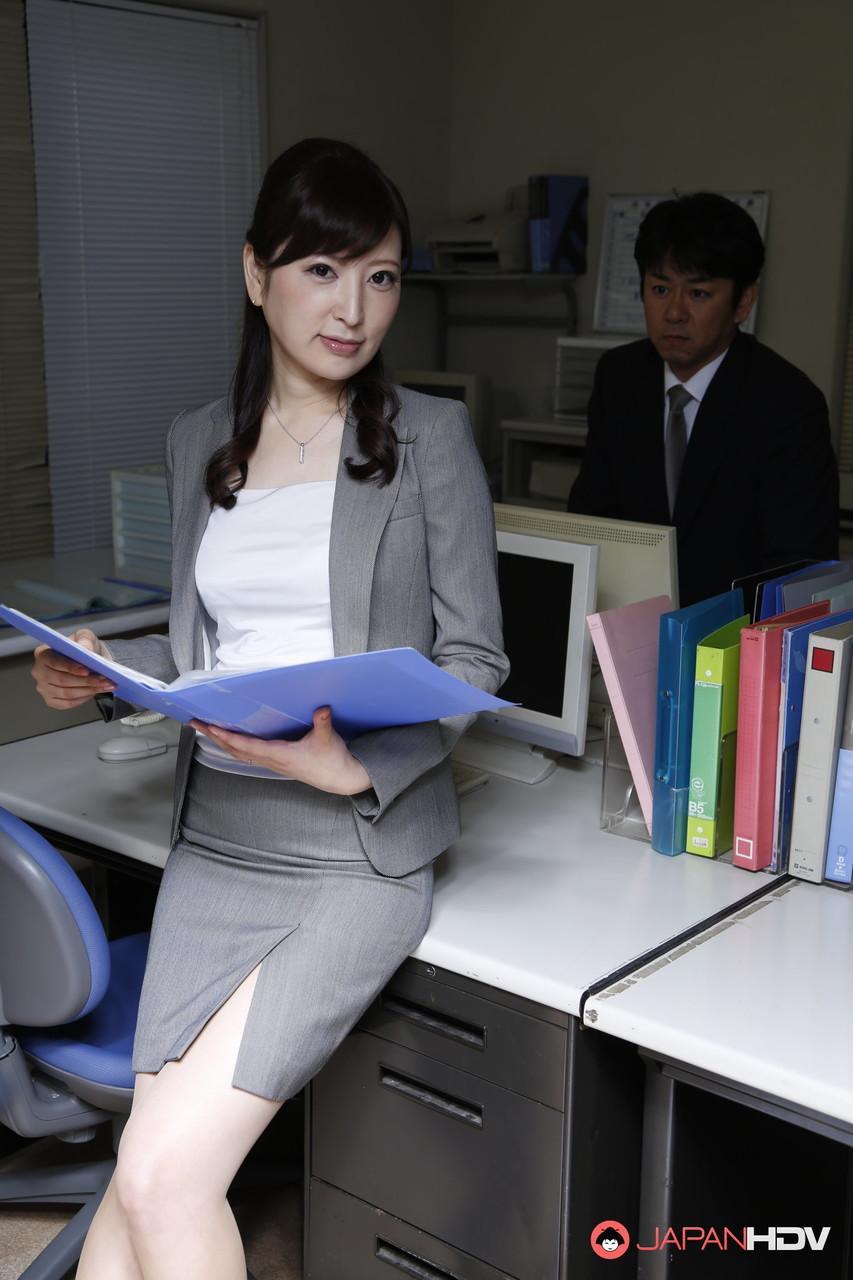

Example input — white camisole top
[192,480,336,777]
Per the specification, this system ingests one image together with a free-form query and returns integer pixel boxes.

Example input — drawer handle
[381,994,486,1050]
[379,1067,483,1128]
[376,1237,460,1280]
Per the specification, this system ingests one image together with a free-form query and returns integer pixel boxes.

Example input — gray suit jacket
[104,388,508,877]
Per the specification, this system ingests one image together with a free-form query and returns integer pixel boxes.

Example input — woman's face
[245,227,402,389]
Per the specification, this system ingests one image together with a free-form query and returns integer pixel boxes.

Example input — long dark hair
[206,138,412,508]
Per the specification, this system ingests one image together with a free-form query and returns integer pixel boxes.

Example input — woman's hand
[31,629,117,710]
[190,706,372,796]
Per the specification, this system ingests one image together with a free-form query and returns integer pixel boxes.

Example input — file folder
[772,607,853,873]
[732,601,830,871]
[685,615,749,857]
[780,562,853,612]
[0,604,513,740]
[757,561,838,621]
[651,589,745,857]
[824,670,853,888]
[788,619,853,883]
[732,561,813,624]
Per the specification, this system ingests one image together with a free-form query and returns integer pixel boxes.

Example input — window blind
[0,0,52,561]
[26,0,260,552]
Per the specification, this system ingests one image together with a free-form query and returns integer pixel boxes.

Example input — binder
[824,669,853,889]
[587,594,673,833]
[732,601,830,871]
[732,561,813,624]
[0,604,513,740]
[757,561,838,620]
[780,562,853,612]
[813,580,853,612]
[788,619,853,882]
[772,607,853,872]
[651,589,745,857]
[685,615,749,857]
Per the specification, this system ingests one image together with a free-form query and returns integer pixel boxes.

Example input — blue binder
[757,561,838,620]
[652,589,745,856]
[0,604,513,740]
[773,607,853,872]
[825,748,853,888]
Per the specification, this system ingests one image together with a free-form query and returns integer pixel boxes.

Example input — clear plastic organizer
[599,706,651,844]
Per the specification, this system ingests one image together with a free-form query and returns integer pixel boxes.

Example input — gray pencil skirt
[131,762,434,1100]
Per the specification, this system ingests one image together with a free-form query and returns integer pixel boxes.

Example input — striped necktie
[664,384,692,518]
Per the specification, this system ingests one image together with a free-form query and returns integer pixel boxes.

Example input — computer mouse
[97,735,169,762]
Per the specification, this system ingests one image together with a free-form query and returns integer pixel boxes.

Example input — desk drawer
[307,1179,516,1280]
[312,1034,562,1278]
[359,969,566,1109]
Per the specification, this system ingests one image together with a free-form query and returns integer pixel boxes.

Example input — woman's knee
[113,1120,199,1229]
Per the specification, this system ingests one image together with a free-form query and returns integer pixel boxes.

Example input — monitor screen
[472,530,598,761]
[498,551,573,718]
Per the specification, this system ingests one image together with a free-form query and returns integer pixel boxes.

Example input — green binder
[686,615,750,857]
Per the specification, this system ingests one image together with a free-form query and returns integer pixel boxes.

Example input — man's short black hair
[634,192,765,304]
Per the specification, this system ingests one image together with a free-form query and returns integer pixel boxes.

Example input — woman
[32,137,507,1279]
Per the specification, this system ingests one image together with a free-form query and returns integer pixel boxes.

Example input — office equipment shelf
[500,416,587,508]
[404,273,578,366]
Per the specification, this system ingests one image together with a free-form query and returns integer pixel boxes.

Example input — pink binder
[587,595,673,832]
[732,600,830,870]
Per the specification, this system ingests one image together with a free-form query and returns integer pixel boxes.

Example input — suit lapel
[172,398,403,667]
[674,333,749,531]
[171,399,231,671]
[329,407,405,655]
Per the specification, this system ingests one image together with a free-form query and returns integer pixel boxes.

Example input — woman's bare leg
[78,965,282,1279]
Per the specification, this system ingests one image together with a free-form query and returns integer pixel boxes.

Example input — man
[568,192,838,606]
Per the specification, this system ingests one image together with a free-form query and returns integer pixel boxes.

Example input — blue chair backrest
[0,807,110,1026]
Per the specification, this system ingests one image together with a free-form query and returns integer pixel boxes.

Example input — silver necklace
[266,399,340,464]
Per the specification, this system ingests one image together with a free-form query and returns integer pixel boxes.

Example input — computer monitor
[453,506,678,782]
[453,528,598,783]
[494,504,679,613]
[393,370,489,456]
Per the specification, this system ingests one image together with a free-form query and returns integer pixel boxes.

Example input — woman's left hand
[189,707,372,795]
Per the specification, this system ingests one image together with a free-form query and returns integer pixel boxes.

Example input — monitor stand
[452,728,558,784]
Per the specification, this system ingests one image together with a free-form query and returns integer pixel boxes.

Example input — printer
[426,211,527,273]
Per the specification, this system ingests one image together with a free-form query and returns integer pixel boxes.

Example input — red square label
[812,647,835,673]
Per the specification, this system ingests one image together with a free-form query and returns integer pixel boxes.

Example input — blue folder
[773,606,853,872]
[651,589,745,856]
[0,604,513,740]
[757,561,838,621]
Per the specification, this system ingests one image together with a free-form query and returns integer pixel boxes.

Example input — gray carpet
[0,1138,303,1280]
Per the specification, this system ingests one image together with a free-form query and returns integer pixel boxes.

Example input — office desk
[583,879,853,1278]
[0,721,777,1278]
[0,548,169,660]
[0,720,768,1011]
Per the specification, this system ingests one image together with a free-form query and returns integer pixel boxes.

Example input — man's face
[642,255,757,380]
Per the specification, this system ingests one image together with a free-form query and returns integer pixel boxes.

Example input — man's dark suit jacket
[568,331,839,606]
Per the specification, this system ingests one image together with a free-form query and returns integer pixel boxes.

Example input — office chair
[0,805,149,1279]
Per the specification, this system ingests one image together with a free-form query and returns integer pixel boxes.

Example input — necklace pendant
[298,443,305,464]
